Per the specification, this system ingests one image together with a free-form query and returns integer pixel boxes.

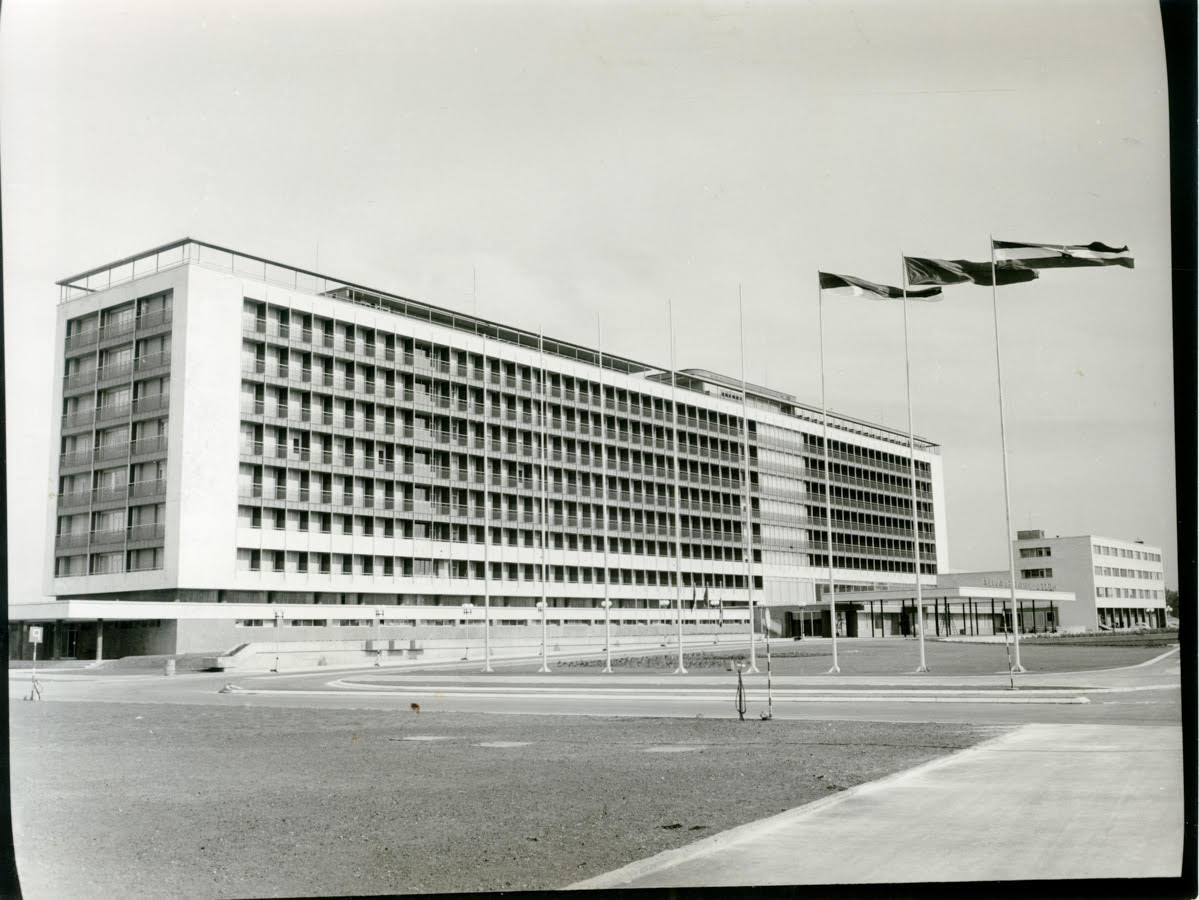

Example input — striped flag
[819,271,942,300]
[905,256,1039,287]
[992,240,1134,269]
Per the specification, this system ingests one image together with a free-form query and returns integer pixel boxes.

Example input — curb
[228,683,1093,704]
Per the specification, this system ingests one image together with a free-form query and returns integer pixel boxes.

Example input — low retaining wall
[206,628,747,673]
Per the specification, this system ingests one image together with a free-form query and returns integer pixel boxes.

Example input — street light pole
[536,600,550,673]
[601,598,613,673]
[461,602,474,661]
[674,587,687,675]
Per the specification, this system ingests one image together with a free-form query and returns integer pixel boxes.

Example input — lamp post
[373,607,383,667]
[600,599,613,673]
[461,602,474,662]
[536,600,550,673]
[674,588,687,675]
[482,591,493,674]
[660,598,686,675]
[272,610,284,673]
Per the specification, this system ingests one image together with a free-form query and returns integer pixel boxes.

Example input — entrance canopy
[848,585,1076,609]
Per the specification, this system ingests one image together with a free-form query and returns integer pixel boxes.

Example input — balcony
[55,532,90,549]
[129,479,167,499]
[61,409,96,430]
[90,528,126,546]
[135,351,172,373]
[94,442,131,463]
[127,522,166,543]
[132,393,169,415]
[98,318,136,343]
[59,448,94,469]
[96,402,132,423]
[97,360,135,384]
[65,329,99,352]
[135,307,173,331]
[64,369,98,391]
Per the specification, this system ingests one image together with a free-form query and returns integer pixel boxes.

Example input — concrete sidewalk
[568,723,1183,888]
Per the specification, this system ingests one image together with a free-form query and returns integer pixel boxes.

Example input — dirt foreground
[11,701,997,898]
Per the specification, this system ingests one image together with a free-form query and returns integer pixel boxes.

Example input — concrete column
[96,621,104,660]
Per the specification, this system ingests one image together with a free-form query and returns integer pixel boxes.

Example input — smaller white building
[939,530,1167,632]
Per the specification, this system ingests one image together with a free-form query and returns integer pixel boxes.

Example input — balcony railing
[90,528,126,546]
[96,360,134,384]
[130,435,169,457]
[134,351,172,372]
[65,329,99,351]
[96,402,132,423]
[59,448,94,468]
[129,479,167,499]
[58,491,92,508]
[136,308,173,330]
[98,318,135,342]
[132,393,169,415]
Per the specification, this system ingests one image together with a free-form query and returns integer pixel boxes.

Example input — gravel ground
[559,637,1172,675]
[11,701,996,898]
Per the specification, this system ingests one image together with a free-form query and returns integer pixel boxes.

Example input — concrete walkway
[569,723,1184,888]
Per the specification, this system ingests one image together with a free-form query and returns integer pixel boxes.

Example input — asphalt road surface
[10,645,1181,728]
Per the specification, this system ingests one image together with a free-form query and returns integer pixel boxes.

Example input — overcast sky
[2,0,1176,601]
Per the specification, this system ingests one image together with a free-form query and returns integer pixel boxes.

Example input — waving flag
[992,240,1134,269]
[819,271,942,300]
[904,256,1039,287]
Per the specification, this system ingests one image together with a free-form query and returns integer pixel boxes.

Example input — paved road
[9,647,1181,727]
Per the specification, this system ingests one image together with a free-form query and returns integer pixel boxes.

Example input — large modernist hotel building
[24,240,949,660]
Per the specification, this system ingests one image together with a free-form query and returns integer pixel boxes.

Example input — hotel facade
[17,240,951,662]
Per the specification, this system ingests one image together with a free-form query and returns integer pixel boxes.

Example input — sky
[1,0,1178,602]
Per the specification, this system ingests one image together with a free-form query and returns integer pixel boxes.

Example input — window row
[64,292,172,350]
[801,432,933,478]
[1095,587,1164,600]
[54,547,163,576]
[245,300,745,436]
[235,548,752,588]
[63,334,171,388]
[804,553,937,575]
[1093,543,1161,562]
[59,417,168,466]
[1093,565,1163,581]
[236,506,747,558]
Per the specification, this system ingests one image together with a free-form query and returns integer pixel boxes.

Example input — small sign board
[28,626,43,645]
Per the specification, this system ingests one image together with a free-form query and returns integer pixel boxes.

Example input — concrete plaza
[570,721,1184,887]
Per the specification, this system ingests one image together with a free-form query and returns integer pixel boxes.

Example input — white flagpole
[668,300,687,675]
[989,237,1025,672]
[739,287,759,674]
[597,315,613,674]
[817,276,840,673]
[478,268,493,673]
[901,256,929,672]
[537,326,551,673]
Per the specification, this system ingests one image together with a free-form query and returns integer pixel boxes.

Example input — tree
[1165,588,1179,617]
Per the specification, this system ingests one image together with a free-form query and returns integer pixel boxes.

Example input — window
[1020,567,1052,579]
